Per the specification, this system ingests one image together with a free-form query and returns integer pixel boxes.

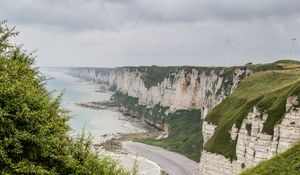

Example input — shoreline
[75,100,163,132]
[46,72,167,174]
[69,77,199,174]
[77,100,200,174]
[76,100,170,174]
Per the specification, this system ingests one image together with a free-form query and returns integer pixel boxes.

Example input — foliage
[123,65,246,89]
[108,84,117,91]
[63,131,130,175]
[137,110,203,162]
[110,92,168,125]
[204,61,300,160]
[240,142,300,175]
[0,21,130,175]
[106,92,203,161]
[246,59,300,72]
[108,92,202,161]
[140,66,178,88]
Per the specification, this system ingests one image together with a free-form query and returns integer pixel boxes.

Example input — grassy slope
[137,110,203,162]
[107,93,202,162]
[110,92,169,125]
[107,60,300,162]
[240,142,300,175]
[204,60,300,160]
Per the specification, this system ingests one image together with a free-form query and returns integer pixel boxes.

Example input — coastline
[78,100,200,175]
[66,74,200,174]
[75,100,164,175]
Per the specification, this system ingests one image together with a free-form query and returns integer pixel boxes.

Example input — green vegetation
[137,110,203,162]
[204,61,300,160]
[240,142,300,175]
[0,21,130,175]
[109,92,169,125]
[122,65,248,89]
[108,84,117,91]
[107,92,202,161]
[246,59,300,72]
[139,66,178,88]
[108,60,300,162]
[110,91,146,115]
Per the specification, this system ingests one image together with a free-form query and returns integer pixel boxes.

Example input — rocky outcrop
[202,121,217,144]
[199,96,300,175]
[199,151,240,175]
[70,68,249,116]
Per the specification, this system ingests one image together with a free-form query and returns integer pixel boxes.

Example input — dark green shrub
[0,21,129,175]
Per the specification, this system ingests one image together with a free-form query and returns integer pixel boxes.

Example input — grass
[106,60,300,163]
[140,66,178,88]
[122,65,248,89]
[107,92,202,162]
[240,142,300,175]
[204,60,300,160]
[109,92,169,125]
[137,110,203,162]
[246,59,300,72]
[102,92,143,114]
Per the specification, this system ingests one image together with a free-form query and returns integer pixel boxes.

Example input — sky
[1,0,300,67]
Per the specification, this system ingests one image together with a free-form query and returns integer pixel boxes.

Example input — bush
[0,21,130,175]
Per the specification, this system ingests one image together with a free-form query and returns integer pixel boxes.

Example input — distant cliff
[69,66,250,117]
[66,60,300,175]
[67,65,249,162]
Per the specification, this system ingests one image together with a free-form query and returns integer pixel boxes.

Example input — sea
[41,69,144,143]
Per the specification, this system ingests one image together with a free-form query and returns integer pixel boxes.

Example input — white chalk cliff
[67,67,300,175]
[199,96,300,175]
[70,68,248,116]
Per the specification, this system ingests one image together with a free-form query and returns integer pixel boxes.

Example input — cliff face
[70,67,248,117]
[68,67,250,162]
[67,61,300,175]
[199,97,300,175]
[199,61,300,175]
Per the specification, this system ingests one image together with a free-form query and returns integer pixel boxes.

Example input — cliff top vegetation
[204,60,300,160]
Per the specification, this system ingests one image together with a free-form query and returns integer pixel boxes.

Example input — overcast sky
[1,0,300,67]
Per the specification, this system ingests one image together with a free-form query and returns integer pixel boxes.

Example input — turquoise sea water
[42,70,143,142]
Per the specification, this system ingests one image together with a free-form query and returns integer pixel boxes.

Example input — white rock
[199,97,300,175]
[70,68,246,116]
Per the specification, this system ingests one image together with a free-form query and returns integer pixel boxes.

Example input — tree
[0,21,129,175]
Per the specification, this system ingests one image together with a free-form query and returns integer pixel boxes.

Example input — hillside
[69,59,300,174]
[240,142,300,175]
[200,60,300,174]
[69,64,250,162]
[205,60,300,159]
[104,92,203,161]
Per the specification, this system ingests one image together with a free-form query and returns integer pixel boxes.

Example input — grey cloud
[1,0,300,67]
[1,0,300,31]
[1,0,133,31]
